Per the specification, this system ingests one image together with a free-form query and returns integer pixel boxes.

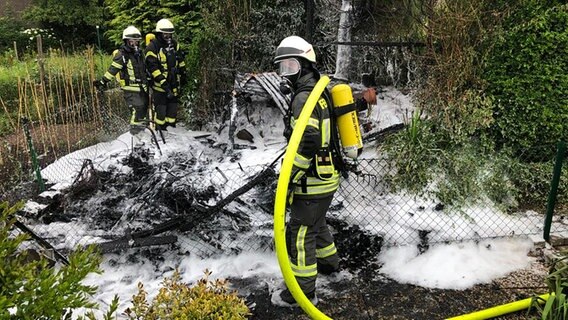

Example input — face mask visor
[162,32,173,44]
[127,39,140,48]
[277,58,301,77]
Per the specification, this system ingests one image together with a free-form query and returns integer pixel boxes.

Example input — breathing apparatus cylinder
[330,84,363,160]
[145,33,155,46]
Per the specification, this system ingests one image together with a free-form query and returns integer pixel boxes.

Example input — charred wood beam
[362,123,405,143]
[14,219,69,265]
[177,166,276,232]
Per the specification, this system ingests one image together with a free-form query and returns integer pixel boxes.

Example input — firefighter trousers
[286,194,339,295]
[124,90,149,134]
[152,91,178,129]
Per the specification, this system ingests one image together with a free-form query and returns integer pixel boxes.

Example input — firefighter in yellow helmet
[144,18,186,131]
[94,26,149,135]
[271,35,341,307]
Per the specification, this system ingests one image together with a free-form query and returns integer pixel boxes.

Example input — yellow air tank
[145,33,155,46]
[330,84,363,159]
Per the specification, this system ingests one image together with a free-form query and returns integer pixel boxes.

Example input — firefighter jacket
[144,37,186,96]
[102,45,147,93]
[289,73,340,199]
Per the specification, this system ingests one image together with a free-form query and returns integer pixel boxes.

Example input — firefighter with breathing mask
[144,18,186,131]
[271,35,341,307]
[94,26,149,136]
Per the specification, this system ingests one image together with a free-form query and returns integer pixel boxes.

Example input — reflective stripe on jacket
[144,39,186,95]
[290,73,340,199]
[103,46,147,93]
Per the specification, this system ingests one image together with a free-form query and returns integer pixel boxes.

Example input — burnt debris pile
[21,146,279,256]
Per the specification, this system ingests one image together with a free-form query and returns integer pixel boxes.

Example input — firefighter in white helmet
[144,18,186,131]
[95,26,149,135]
[271,35,341,308]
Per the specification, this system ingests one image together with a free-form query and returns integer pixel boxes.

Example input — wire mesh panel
[16,151,567,263]
[335,159,553,247]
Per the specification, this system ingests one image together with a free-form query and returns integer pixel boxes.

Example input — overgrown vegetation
[184,0,305,128]
[530,254,568,319]
[0,48,120,197]
[125,270,250,319]
[23,0,105,50]
[384,111,517,210]
[384,109,568,211]
[381,0,568,211]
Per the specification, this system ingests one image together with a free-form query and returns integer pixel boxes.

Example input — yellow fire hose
[273,75,332,320]
[446,293,550,320]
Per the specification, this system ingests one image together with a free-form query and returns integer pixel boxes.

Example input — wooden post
[13,41,18,61]
[305,0,315,43]
[36,35,46,82]
[36,35,50,127]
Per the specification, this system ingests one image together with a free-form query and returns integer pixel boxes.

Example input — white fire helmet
[122,26,142,40]
[274,36,316,64]
[155,18,175,33]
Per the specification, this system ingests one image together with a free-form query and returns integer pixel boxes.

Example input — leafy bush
[104,0,200,49]
[0,16,28,56]
[382,110,562,210]
[0,201,105,319]
[23,0,105,50]
[484,3,568,158]
[125,269,250,320]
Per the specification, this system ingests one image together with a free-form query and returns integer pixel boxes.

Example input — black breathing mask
[279,77,294,95]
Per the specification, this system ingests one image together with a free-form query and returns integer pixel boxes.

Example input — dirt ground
[232,246,551,320]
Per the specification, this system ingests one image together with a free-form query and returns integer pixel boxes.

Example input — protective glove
[363,88,377,105]
[162,83,175,100]
[179,72,188,87]
[93,79,107,91]
[178,65,188,88]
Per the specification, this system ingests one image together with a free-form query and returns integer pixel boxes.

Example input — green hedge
[484,2,568,158]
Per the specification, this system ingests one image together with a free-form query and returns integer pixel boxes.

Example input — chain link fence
[13,137,568,263]
[3,47,565,261]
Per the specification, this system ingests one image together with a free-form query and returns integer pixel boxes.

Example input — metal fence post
[544,141,566,242]
[22,118,45,192]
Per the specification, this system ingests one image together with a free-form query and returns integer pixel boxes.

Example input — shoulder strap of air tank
[323,87,348,177]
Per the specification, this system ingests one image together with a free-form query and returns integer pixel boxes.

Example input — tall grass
[0,45,127,197]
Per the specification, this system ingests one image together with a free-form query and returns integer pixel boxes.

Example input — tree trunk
[304,0,315,43]
[334,0,353,81]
